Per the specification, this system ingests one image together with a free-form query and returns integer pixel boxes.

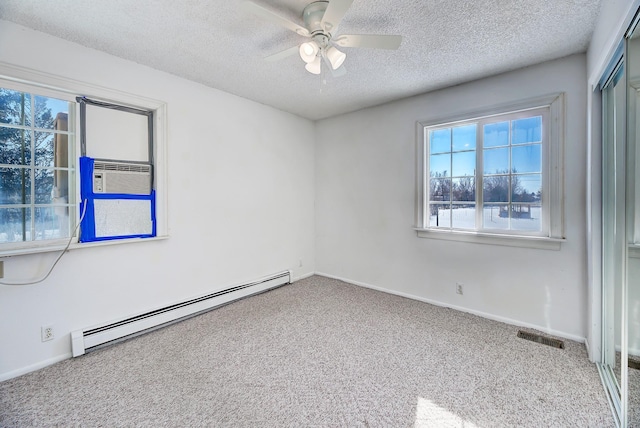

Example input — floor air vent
[517,330,565,349]
[629,357,640,370]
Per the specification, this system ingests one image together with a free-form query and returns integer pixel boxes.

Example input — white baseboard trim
[316,271,586,344]
[615,344,640,357]
[292,271,315,282]
[0,352,72,382]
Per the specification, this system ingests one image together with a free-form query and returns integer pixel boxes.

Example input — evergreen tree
[0,89,57,241]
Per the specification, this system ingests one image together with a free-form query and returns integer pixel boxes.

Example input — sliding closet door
[625,25,640,427]
[602,58,626,426]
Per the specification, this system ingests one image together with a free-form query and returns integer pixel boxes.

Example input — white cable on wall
[0,200,88,286]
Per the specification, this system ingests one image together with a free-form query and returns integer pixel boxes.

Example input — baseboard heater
[71,270,291,357]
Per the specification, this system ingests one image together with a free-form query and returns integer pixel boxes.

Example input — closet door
[602,57,626,427]
[625,24,640,427]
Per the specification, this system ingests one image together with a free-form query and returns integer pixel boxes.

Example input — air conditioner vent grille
[93,161,152,194]
[94,161,151,174]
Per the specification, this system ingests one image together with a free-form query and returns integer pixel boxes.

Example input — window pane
[512,116,542,145]
[429,203,450,227]
[452,151,475,177]
[483,175,509,202]
[484,121,509,148]
[512,174,541,202]
[483,204,509,230]
[430,128,451,154]
[34,206,68,240]
[0,207,29,242]
[0,87,74,246]
[52,169,69,203]
[34,96,71,130]
[452,177,475,201]
[512,144,541,173]
[35,169,54,204]
[53,112,69,132]
[452,124,476,151]
[483,147,509,175]
[0,167,31,204]
[451,204,475,229]
[53,132,70,169]
[34,132,55,167]
[430,177,451,201]
[511,204,541,232]
[430,153,450,177]
[0,129,31,165]
[0,89,31,126]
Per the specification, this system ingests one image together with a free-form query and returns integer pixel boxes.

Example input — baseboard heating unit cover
[71,270,291,357]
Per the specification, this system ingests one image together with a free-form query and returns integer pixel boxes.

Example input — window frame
[414,93,565,250]
[0,62,168,257]
[0,80,78,252]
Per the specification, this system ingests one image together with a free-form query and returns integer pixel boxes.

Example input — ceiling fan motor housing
[303,1,331,35]
[311,33,330,50]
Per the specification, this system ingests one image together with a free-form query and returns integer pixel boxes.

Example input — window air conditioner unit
[92,160,152,195]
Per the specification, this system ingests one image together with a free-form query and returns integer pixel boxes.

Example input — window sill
[414,228,564,250]
[0,235,168,258]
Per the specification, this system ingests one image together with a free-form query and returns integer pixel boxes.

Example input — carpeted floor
[630,367,640,425]
[0,276,614,427]
[614,352,640,425]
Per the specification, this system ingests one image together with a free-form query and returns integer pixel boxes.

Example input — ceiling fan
[243,0,402,76]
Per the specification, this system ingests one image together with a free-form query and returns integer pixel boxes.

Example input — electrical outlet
[41,325,54,342]
[456,282,464,295]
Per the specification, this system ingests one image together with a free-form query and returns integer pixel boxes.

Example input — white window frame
[0,62,168,257]
[0,80,78,253]
[414,93,565,250]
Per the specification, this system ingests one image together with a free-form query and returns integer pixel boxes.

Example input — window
[415,94,564,248]
[0,63,167,258]
[0,86,75,247]
[77,97,156,242]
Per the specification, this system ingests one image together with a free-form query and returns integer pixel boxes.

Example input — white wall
[0,21,316,380]
[315,54,588,341]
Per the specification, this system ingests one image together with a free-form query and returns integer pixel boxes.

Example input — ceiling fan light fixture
[299,41,319,64]
[305,56,322,74]
[326,46,346,70]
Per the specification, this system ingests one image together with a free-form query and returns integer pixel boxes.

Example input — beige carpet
[0,276,613,427]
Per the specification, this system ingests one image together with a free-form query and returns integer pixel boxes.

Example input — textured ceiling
[0,0,602,120]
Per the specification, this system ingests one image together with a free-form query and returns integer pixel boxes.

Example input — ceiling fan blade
[334,34,402,50]
[243,1,310,37]
[265,45,300,62]
[320,0,354,33]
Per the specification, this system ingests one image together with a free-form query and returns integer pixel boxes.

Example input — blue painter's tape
[150,190,157,237]
[82,233,154,242]
[79,157,96,242]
